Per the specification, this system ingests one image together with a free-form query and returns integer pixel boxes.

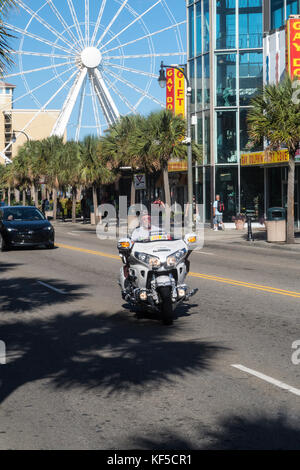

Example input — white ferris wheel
[2,0,186,147]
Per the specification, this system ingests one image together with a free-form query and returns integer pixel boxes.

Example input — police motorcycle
[118,230,198,325]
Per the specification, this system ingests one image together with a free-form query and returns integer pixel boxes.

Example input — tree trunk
[72,187,77,224]
[130,176,135,207]
[8,186,11,206]
[163,165,171,207]
[14,188,20,203]
[35,186,38,208]
[163,165,171,232]
[287,151,295,244]
[92,183,98,225]
[22,190,26,206]
[53,188,57,221]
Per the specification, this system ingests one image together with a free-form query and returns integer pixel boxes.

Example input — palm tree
[0,0,16,74]
[247,75,300,244]
[12,140,42,206]
[137,110,188,208]
[60,140,82,223]
[40,136,64,220]
[80,135,116,224]
[101,115,145,206]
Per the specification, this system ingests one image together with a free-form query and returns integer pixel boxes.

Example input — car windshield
[3,207,45,221]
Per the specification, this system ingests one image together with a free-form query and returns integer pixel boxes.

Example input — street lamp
[158,61,193,228]
[12,130,30,143]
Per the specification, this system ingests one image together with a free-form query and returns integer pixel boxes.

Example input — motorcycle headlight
[166,248,187,267]
[134,252,161,269]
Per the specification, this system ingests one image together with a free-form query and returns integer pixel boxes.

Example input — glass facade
[271,0,298,30]
[188,0,264,221]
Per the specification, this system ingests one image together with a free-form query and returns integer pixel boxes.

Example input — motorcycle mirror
[184,233,197,249]
[118,238,132,251]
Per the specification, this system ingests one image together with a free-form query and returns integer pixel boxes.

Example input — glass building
[187,0,300,223]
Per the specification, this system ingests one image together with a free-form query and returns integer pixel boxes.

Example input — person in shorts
[213,194,224,231]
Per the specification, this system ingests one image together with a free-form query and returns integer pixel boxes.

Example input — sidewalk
[203,226,300,253]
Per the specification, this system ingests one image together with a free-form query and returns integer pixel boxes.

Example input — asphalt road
[0,222,300,450]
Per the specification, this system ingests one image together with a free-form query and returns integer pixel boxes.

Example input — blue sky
[3,0,187,140]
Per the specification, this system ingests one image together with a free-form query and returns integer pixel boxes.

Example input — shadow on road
[0,309,225,403]
[0,276,85,314]
[128,412,300,450]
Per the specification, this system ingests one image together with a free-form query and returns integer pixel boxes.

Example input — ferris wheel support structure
[1,0,186,148]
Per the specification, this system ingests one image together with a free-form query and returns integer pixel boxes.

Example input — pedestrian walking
[213,194,225,231]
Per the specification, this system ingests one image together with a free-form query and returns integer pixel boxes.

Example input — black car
[0,206,55,251]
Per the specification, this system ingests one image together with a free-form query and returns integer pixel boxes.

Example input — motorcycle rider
[131,210,160,242]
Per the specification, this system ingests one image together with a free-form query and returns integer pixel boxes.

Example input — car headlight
[43,226,53,231]
[166,248,187,267]
[7,228,17,232]
[134,251,161,269]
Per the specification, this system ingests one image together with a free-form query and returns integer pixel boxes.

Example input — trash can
[266,207,286,242]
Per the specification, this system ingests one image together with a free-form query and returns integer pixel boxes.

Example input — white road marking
[194,251,215,256]
[37,281,66,295]
[67,232,77,236]
[232,364,300,397]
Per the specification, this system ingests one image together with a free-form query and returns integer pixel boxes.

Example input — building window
[271,0,284,29]
[239,51,263,106]
[196,56,202,109]
[197,112,203,145]
[203,53,210,107]
[204,110,210,164]
[196,2,202,55]
[239,0,262,49]
[287,0,298,17]
[217,110,237,163]
[188,5,195,59]
[203,0,210,53]
[216,54,236,106]
[216,0,236,50]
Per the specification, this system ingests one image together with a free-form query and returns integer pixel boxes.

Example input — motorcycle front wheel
[159,286,173,325]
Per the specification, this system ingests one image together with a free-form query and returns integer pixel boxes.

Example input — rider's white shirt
[131,225,160,242]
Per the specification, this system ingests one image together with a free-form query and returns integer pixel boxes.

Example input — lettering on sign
[287,19,300,78]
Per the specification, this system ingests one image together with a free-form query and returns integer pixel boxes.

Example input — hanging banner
[286,17,300,78]
[166,68,175,113]
[174,68,185,117]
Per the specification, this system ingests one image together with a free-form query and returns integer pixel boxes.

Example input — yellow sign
[240,149,289,166]
[174,69,185,117]
[168,160,188,172]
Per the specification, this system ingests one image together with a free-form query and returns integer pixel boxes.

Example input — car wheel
[0,234,6,252]
[45,242,55,249]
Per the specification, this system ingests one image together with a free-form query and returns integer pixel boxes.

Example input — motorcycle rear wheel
[159,286,173,325]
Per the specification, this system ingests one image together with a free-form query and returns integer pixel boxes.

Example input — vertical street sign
[174,69,185,117]
[166,68,175,113]
[286,17,300,78]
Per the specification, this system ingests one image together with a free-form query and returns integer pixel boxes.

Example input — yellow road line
[56,243,120,260]
[56,242,300,299]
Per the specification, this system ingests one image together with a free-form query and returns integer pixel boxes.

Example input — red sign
[166,68,175,112]
[174,69,185,117]
[286,18,300,78]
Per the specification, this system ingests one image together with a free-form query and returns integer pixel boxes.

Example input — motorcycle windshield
[134,229,172,243]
